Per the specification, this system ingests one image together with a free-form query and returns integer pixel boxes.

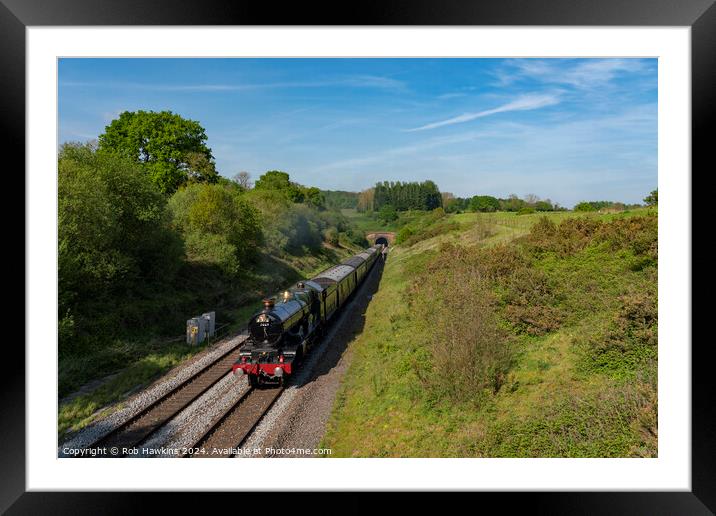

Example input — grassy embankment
[340,208,432,233]
[322,208,658,457]
[58,241,363,442]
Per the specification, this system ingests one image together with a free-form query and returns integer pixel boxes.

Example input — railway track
[185,386,283,458]
[77,253,385,458]
[182,256,388,458]
[86,338,246,456]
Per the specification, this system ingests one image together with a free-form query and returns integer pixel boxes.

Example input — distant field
[344,207,655,245]
[322,208,658,457]
[340,208,430,233]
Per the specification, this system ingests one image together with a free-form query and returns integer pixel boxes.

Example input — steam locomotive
[232,244,384,386]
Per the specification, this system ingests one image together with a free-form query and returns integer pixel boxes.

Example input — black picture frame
[5,0,712,513]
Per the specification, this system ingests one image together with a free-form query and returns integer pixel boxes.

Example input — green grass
[341,208,436,233]
[321,209,657,457]
[58,343,199,441]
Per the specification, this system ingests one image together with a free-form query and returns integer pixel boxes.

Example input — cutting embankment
[322,209,658,457]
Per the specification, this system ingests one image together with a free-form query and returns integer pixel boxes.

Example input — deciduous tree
[98,110,218,194]
[644,189,658,206]
[234,171,252,189]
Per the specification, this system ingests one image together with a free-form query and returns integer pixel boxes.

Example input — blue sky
[58,58,657,207]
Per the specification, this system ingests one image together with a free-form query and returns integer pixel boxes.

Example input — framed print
[6,0,713,512]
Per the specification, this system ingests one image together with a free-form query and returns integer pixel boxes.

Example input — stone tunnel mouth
[375,237,389,246]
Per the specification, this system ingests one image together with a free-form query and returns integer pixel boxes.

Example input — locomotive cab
[239,288,314,385]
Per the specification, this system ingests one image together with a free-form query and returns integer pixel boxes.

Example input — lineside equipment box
[202,312,216,337]
[186,317,207,346]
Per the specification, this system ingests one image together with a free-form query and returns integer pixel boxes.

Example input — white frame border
[27,26,690,491]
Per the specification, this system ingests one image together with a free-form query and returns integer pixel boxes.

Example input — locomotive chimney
[262,298,275,310]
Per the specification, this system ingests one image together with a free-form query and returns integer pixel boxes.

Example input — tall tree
[58,143,185,348]
[168,182,262,274]
[644,189,658,206]
[470,195,500,212]
[254,170,306,203]
[357,188,375,212]
[502,194,526,212]
[233,171,253,190]
[303,187,326,209]
[98,110,218,194]
[371,180,442,212]
[524,193,540,206]
[441,191,455,206]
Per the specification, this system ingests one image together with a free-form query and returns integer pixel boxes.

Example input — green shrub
[403,220,459,247]
[469,195,500,212]
[522,217,601,257]
[408,243,516,404]
[528,216,558,242]
[517,207,535,215]
[581,289,657,377]
[396,226,415,244]
[428,206,446,220]
[323,227,340,246]
[245,189,350,256]
[473,216,497,240]
[422,242,525,281]
[344,228,368,247]
[574,202,598,212]
[58,143,184,351]
[476,378,657,457]
[318,209,349,233]
[182,231,240,275]
[595,216,657,260]
[378,204,398,223]
[168,182,262,269]
[501,267,565,336]
[391,209,453,247]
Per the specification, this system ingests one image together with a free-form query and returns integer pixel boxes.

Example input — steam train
[232,244,385,386]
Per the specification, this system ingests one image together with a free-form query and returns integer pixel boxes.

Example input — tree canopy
[378,204,398,223]
[372,180,442,212]
[322,190,359,210]
[443,193,563,213]
[98,110,219,194]
[168,183,262,274]
[253,170,326,209]
[469,195,500,212]
[58,143,184,346]
[575,201,617,212]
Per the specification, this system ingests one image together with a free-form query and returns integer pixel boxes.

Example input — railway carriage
[314,264,357,313]
[233,244,383,386]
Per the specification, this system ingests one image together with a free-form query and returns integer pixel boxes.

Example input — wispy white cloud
[341,75,406,91]
[60,81,239,91]
[314,129,497,172]
[406,93,561,132]
[437,92,468,100]
[60,75,406,93]
[498,59,651,90]
[312,103,655,205]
